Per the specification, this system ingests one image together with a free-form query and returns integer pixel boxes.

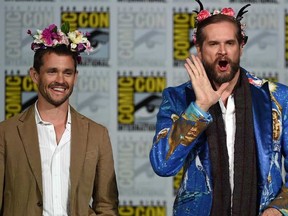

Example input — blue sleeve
[149,87,212,177]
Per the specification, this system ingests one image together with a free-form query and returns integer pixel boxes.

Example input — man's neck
[36,100,69,125]
[215,70,240,107]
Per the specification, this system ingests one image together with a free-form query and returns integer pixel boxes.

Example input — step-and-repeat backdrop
[1,0,288,215]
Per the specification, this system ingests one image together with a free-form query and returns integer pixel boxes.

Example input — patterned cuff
[184,102,212,122]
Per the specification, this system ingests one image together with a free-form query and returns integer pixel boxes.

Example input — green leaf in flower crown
[61,22,70,34]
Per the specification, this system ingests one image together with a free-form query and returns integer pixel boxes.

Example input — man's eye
[65,72,73,76]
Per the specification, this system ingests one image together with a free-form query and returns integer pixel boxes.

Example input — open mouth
[52,87,66,92]
[49,83,68,93]
[218,60,229,71]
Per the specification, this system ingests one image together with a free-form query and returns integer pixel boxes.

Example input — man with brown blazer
[0,23,119,216]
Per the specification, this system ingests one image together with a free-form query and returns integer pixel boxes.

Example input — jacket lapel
[250,82,272,185]
[18,106,43,195]
[186,76,273,186]
[16,106,90,203]
[69,108,89,204]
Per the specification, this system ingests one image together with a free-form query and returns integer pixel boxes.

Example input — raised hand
[184,54,230,112]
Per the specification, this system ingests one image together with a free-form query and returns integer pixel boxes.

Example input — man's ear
[196,45,202,60]
[29,67,39,84]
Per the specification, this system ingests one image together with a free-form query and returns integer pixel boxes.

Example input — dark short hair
[33,45,78,73]
[195,14,245,49]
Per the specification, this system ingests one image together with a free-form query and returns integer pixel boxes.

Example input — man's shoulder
[0,106,33,126]
[243,69,288,105]
[243,68,287,90]
[163,80,191,95]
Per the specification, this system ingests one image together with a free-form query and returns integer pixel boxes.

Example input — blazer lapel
[18,106,43,195]
[250,82,272,185]
[69,108,88,203]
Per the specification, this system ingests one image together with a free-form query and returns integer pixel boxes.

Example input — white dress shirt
[219,95,236,205]
[35,103,71,216]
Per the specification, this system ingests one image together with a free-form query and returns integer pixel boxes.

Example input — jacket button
[37,202,43,207]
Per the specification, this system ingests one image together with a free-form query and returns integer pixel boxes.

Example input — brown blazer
[0,105,119,216]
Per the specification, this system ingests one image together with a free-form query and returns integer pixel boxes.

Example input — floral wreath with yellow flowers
[193,0,251,46]
[27,22,93,55]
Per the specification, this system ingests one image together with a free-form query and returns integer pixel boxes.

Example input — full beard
[203,57,240,85]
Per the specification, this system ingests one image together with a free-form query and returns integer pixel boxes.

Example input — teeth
[53,87,65,92]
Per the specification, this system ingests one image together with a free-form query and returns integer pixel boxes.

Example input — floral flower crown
[193,0,251,46]
[27,22,93,61]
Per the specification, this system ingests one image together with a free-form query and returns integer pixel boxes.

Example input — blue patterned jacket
[150,69,288,215]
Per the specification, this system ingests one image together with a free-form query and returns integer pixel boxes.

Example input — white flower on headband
[212,10,220,15]
[27,22,93,55]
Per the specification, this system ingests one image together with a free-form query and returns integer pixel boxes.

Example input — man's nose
[55,73,65,83]
[218,44,227,55]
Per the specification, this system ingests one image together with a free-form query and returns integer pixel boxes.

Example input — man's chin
[48,98,68,107]
[214,74,234,84]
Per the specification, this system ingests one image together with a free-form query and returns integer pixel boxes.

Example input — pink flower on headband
[193,1,250,46]
[41,24,66,47]
[196,10,211,22]
[27,22,93,55]
[193,7,245,45]
[221,7,235,16]
[196,8,236,23]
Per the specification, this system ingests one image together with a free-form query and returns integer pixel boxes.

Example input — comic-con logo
[5,6,54,66]
[119,201,166,216]
[5,71,38,119]
[72,69,110,127]
[61,7,110,66]
[285,10,288,67]
[117,71,166,131]
[117,134,168,197]
[173,8,197,67]
[117,7,166,67]
[241,6,279,68]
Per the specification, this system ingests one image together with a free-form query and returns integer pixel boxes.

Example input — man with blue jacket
[150,1,288,215]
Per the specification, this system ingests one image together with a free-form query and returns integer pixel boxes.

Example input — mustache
[216,56,230,63]
[48,82,69,89]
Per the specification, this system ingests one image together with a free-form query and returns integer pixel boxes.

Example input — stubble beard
[38,81,73,107]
